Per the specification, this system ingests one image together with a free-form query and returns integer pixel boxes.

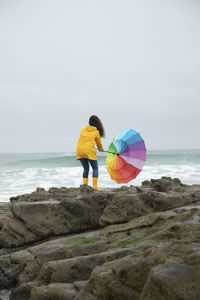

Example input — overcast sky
[0,0,199,153]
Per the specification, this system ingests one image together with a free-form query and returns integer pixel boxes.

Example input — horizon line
[0,148,200,155]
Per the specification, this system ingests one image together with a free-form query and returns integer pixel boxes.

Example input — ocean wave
[0,164,200,202]
[0,153,107,169]
[0,151,200,202]
[1,150,200,169]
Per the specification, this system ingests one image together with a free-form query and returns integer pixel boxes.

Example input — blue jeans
[79,159,98,178]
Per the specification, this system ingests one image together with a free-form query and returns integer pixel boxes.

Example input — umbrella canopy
[106,129,146,183]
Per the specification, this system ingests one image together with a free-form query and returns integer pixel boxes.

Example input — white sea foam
[0,163,200,202]
[1,151,200,202]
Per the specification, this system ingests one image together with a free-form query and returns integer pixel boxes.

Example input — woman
[76,115,105,190]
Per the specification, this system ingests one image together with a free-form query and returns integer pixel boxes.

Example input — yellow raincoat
[76,126,103,160]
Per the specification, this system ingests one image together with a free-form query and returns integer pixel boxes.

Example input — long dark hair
[89,115,105,137]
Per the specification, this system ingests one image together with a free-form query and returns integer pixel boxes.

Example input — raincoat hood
[85,126,97,132]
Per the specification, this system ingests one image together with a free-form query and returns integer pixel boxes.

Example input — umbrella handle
[103,150,118,155]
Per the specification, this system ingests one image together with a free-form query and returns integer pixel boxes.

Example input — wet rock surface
[0,177,200,299]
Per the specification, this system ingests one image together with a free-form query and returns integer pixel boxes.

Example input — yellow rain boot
[92,177,102,191]
[83,178,88,185]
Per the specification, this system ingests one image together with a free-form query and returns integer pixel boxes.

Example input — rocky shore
[0,177,200,300]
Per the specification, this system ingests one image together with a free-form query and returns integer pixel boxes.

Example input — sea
[0,150,200,203]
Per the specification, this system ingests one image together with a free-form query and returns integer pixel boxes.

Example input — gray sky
[0,0,200,153]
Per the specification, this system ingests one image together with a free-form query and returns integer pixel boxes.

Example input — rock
[11,199,66,236]
[139,189,200,212]
[1,177,199,248]
[10,282,39,300]
[75,255,155,300]
[0,178,200,299]
[10,285,31,300]
[65,240,111,258]
[0,204,11,232]
[0,194,107,247]
[140,262,200,300]
[0,249,36,289]
[30,283,78,300]
[0,217,38,247]
[39,247,136,284]
[183,249,200,266]
[0,233,112,289]
[36,188,45,192]
[99,194,148,225]
[0,214,9,232]
[142,177,184,192]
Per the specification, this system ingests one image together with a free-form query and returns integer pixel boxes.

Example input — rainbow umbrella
[106,129,146,183]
